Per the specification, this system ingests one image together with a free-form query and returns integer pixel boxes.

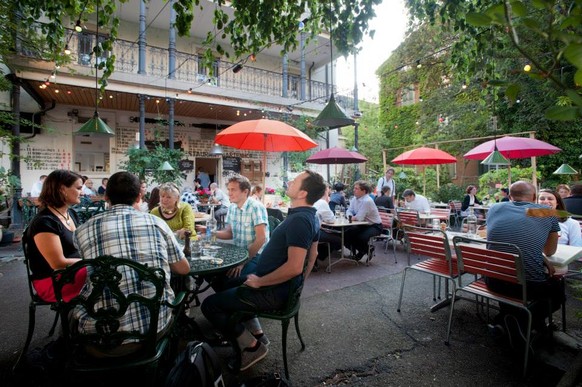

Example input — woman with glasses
[151,182,196,240]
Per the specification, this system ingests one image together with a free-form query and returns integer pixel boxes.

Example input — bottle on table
[466,207,477,236]
[207,205,218,243]
[183,231,192,259]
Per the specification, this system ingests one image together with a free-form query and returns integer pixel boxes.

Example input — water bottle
[466,207,477,236]
[207,206,218,243]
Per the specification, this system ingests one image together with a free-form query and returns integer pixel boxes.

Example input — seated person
[151,182,196,240]
[180,186,198,207]
[250,185,263,201]
[201,170,325,371]
[345,181,382,261]
[374,186,394,209]
[81,179,96,196]
[564,184,582,216]
[461,185,484,217]
[538,189,582,247]
[97,177,108,195]
[486,181,562,335]
[210,182,230,221]
[402,189,430,213]
[74,172,190,354]
[26,170,86,302]
[329,182,347,212]
[314,185,341,265]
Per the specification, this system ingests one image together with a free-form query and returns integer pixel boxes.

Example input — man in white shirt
[30,175,47,197]
[345,181,382,261]
[402,189,430,213]
[376,168,395,199]
[313,185,341,265]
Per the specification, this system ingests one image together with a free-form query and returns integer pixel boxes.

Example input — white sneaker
[342,246,352,257]
[359,254,369,262]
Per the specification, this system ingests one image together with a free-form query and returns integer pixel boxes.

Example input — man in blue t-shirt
[201,170,326,371]
[486,181,561,336]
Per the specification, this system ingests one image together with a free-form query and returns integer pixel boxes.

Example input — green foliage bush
[432,183,465,203]
[477,166,537,198]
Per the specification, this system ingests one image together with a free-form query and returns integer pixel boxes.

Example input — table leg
[328,226,358,269]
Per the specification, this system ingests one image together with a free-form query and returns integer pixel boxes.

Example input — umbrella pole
[508,164,512,187]
[423,167,426,195]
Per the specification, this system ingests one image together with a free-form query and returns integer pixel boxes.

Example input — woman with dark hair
[329,182,347,212]
[26,169,86,302]
[148,186,160,211]
[538,189,582,247]
[461,184,482,214]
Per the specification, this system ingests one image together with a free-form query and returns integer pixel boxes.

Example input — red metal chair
[394,208,421,242]
[397,227,458,313]
[446,236,551,377]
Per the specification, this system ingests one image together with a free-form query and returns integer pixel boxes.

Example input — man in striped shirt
[485,181,561,336]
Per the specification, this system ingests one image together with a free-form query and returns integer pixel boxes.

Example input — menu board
[223,157,241,173]
[178,159,194,171]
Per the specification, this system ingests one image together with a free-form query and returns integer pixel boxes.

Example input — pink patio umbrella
[306,146,367,164]
[391,147,457,194]
[464,136,561,186]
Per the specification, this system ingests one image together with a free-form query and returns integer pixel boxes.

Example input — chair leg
[13,302,37,371]
[397,268,409,312]
[325,243,332,274]
[281,318,290,380]
[293,313,305,350]
[48,311,59,337]
[523,310,533,377]
[445,287,458,346]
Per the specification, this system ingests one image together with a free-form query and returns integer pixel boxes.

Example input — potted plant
[121,145,186,185]
[196,188,212,204]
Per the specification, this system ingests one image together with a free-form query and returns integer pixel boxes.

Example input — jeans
[201,281,291,338]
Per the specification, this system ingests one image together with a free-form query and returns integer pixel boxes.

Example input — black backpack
[165,341,225,387]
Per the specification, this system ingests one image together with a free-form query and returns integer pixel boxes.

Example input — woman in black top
[27,170,86,302]
[461,184,482,212]
[374,186,394,209]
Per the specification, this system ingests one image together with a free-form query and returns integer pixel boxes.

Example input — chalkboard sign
[178,159,194,171]
[223,157,241,173]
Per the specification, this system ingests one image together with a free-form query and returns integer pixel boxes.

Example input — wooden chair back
[396,208,420,227]
[430,208,451,225]
[404,227,454,269]
[452,236,526,302]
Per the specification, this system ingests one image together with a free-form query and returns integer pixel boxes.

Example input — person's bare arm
[34,233,80,270]
[248,223,267,259]
[543,231,559,257]
[170,258,190,275]
[244,246,306,288]
[303,242,319,280]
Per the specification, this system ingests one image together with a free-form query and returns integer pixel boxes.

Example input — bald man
[485,181,561,341]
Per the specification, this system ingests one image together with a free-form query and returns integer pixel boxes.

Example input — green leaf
[509,1,528,17]
[575,69,582,87]
[545,106,579,121]
[466,12,492,27]
[564,43,582,68]
[531,0,551,9]
[488,79,509,86]
[505,83,520,103]
[566,89,582,107]
[484,4,505,23]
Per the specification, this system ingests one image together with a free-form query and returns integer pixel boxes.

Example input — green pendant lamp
[481,145,510,166]
[158,161,174,171]
[313,94,354,129]
[75,1,114,137]
[553,163,578,175]
[312,4,354,130]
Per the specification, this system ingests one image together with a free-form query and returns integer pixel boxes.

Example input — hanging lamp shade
[158,161,174,171]
[209,143,224,155]
[312,94,355,129]
[553,163,578,175]
[75,111,115,136]
[481,145,510,166]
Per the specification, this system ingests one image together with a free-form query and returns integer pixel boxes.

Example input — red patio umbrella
[306,146,367,164]
[215,119,317,197]
[463,136,561,186]
[392,147,457,194]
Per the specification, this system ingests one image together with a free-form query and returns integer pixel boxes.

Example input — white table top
[546,244,582,267]
[447,231,582,267]
[193,214,211,223]
[324,218,370,228]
